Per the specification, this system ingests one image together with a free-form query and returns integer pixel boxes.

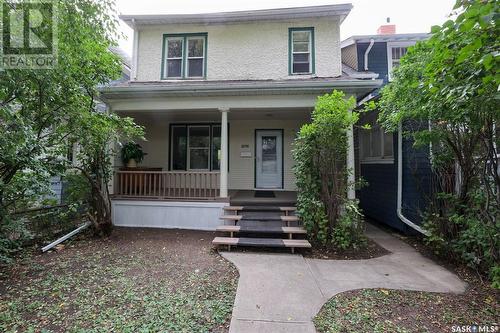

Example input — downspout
[397,122,429,235]
[364,39,375,71]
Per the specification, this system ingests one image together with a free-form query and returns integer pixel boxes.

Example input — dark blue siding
[357,42,389,84]
[401,130,433,226]
[358,132,401,231]
[353,41,434,233]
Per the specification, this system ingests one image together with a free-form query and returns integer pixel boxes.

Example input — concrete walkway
[222,223,467,333]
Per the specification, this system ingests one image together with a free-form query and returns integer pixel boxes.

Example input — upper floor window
[289,27,315,75]
[162,33,207,79]
[387,42,413,81]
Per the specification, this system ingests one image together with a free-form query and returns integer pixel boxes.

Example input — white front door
[255,130,283,189]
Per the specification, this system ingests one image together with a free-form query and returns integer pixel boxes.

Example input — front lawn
[0,228,238,332]
[314,270,499,333]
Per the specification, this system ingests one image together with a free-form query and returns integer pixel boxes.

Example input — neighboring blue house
[341,26,430,234]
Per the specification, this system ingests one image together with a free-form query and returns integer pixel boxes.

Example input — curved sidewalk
[222,223,467,333]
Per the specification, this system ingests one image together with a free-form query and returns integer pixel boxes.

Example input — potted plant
[121,142,146,168]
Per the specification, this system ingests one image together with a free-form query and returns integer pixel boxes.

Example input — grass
[314,283,499,333]
[0,228,238,332]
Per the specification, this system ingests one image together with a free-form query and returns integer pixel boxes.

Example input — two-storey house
[100,4,381,231]
[341,25,431,233]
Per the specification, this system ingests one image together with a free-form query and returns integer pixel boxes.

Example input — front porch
[101,79,380,230]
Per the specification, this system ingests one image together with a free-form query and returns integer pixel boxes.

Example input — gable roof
[341,33,429,48]
[120,4,353,27]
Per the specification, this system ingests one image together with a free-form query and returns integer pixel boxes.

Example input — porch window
[360,112,394,163]
[289,27,315,75]
[170,124,223,171]
[162,33,207,79]
[188,126,210,170]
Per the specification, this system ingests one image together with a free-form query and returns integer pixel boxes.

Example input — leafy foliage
[73,112,143,236]
[378,0,499,284]
[0,0,143,260]
[121,142,146,165]
[293,90,365,248]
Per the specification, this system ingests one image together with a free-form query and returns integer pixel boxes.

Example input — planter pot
[126,159,137,168]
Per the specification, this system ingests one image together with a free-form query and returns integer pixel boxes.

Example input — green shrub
[293,90,366,249]
[424,189,500,287]
[332,201,366,250]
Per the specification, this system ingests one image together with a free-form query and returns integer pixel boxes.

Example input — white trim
[387,41,415,81]
[120,4,353,26]
[219,108,229,197]
[341,33,429,48]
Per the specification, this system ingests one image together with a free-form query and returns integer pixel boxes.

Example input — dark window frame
[169,123,228,171]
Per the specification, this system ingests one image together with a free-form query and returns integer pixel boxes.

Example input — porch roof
[99,76,382,100]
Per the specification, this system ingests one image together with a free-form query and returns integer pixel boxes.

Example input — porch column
[219,107,229,198]
[347,109,356,200]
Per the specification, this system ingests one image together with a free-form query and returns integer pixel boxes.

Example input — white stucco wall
[135,17,341,81]
[114,116,308,191]
[112,200,228,230]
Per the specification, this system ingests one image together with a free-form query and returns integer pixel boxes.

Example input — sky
[115,0,456,56]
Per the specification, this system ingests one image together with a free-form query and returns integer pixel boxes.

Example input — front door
[255,130,283,189]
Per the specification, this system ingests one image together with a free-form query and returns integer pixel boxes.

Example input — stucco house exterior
[99,4,382,230]
[341,25,431,234]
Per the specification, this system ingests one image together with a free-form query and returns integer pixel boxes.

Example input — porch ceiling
[117,107,311,121]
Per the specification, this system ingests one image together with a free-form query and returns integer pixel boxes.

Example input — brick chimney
[377,17,396,35]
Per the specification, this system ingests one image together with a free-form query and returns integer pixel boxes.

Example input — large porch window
[170,124,222,171]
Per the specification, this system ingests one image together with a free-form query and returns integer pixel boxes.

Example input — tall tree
[0,0,142,237]
[378,0,499,279]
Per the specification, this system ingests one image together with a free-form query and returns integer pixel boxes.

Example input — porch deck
[229,190,297,206]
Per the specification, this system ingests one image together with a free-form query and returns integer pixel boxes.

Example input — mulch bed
[0,228,238,333]
[303,237,390,260]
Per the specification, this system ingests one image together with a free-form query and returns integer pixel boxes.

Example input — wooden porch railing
[114,171,220,200]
